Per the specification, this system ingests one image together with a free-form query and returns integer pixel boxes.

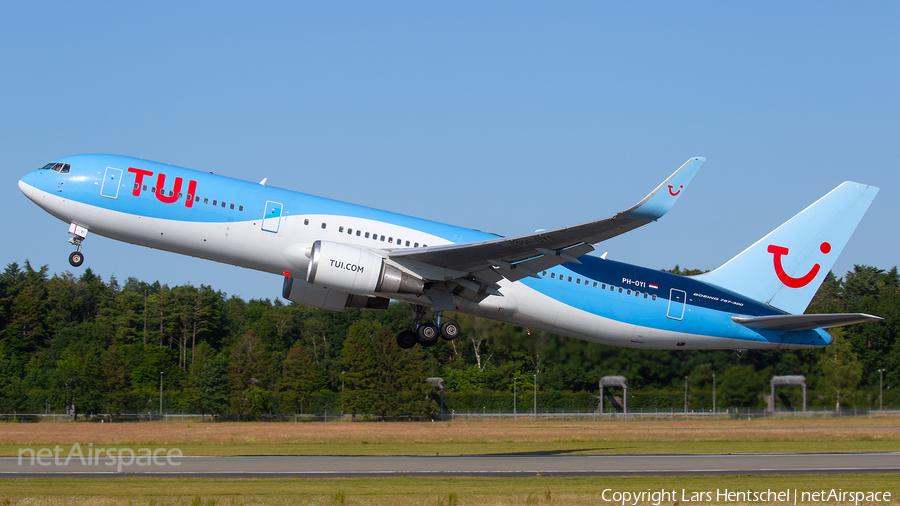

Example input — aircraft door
[262,201,283,233]
[666,289,686,320]
[100,167,123,199]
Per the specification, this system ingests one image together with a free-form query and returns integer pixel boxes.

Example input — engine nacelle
[306,240,424,296]
[282,276,390,312]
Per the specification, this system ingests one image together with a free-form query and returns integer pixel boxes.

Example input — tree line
[0,261,897,419]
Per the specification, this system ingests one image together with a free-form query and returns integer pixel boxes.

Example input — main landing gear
[67,223,87,267]
[396,304,460,349]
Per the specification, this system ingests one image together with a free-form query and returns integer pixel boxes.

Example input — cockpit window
[40,163,70,174]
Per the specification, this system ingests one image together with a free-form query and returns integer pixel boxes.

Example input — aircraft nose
[18,172,35,200]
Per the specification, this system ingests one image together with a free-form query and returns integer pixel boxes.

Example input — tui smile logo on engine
[767,242,831,288]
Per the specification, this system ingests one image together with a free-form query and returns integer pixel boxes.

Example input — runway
[2,452,899,478]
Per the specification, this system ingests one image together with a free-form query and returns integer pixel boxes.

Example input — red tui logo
[767,242,831,288]
[668,185,683,196]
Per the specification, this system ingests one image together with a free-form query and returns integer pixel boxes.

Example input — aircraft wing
[389,157,704,294]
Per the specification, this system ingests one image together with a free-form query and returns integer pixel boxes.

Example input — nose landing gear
[67,223,88,267]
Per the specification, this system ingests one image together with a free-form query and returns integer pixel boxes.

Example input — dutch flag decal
[649,283,658,290]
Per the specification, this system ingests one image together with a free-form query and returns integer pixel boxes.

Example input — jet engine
[306,240,424,296]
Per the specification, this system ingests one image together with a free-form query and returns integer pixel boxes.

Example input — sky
[2,2,898,302]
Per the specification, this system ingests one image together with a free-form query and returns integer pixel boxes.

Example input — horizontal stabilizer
[731,313,882,332]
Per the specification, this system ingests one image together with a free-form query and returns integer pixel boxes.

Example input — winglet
[619,157,705,221]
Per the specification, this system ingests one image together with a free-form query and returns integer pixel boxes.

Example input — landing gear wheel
[417,323,440,347]
[68,251,84,267]
[440,320,460,341]
[397,330,418,349]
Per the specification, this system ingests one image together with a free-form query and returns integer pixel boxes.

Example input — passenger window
[423,244,427,247]
[627,289,632,295]
[619,287,623,293]
[405,241,410,246]
[178,193,183,199]
[212,200,217,206]
[239,205,243,211]
[134,183,139,190]
[576,278,581,284]
[652,295,657,301]
[542,271,547,277]
[230,204,234,210]
[551,273,556,279]
[380,235,385,241]
[414,243,419,247]
[643,293,648,299]
[365,232,370,238]
[304,219,309,225]
[601,283,606,289]
[186,194,192,200]
[152,187,156,193]
[567,276,572,282]
[204,198,209,204]
[143,185,148,191]
[170,191,175,197]
[348,229,353,234]
[339,226,344,233]
[321,223,326,229]
[593,282,598,288]
[221,201,226,208]
[389,237,393,243]
[356,230,361,236]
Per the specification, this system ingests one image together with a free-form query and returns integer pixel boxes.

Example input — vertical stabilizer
[694,182,878,315]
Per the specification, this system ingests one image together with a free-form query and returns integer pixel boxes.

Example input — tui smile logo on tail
[668,185,683,196]
[767,242,831,288]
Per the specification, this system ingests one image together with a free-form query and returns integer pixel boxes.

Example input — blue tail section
[694,182,879,315]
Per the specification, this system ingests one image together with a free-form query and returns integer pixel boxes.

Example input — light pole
[533,373,537,420]
[159,372,163,416]
[513,377,517,420]
[684,376,689,415]
[341,371,345,421]
[878,369,886,411]
[712,373,716,415]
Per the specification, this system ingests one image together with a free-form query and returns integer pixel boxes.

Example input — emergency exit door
[262,201,283,233]
[100,167,123,199]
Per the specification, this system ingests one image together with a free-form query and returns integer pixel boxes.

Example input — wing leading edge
[389,157,705,295]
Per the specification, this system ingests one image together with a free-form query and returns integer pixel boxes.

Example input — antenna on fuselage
[259,178,267,186]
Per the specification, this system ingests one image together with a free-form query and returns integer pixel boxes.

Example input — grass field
[0,415,897,456]
[0,475,897,505]
[1,415,897,505]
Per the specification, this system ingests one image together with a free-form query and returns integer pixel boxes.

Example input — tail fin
[694,182,879,314]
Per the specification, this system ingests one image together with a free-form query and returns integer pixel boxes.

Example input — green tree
[818,328,863,412]
[197,354,230,417]
[101,345,130,415]
[280,341,315,414]
[57,342,102,420]
[718,365,765,409]
[341,321,377,418]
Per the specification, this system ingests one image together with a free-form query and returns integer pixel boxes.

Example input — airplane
[18,155,881,352]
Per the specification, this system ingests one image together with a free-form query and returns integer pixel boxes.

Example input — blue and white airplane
[18,155,881,352]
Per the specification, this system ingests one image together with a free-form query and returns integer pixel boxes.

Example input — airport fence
[1,408,898,423]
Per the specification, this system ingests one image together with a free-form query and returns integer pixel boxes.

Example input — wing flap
[731,313,882,331]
